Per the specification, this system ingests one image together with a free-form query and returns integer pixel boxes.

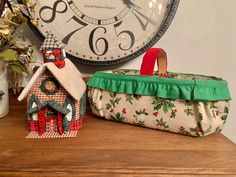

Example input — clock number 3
[39,0,67,23]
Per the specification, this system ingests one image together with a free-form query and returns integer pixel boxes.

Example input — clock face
[27,0,179,65]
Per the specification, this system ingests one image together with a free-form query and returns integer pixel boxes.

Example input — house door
[38,107,64,135]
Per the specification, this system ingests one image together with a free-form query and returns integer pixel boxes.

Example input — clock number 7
[62,16,88,45]
[114,21,135,51]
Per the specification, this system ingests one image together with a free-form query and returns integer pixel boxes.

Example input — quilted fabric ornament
[18,33,86,138]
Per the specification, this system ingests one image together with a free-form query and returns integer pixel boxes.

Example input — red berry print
[153,112,159,117]
[122,108,127,114]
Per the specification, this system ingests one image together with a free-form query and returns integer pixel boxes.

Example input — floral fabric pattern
[88,88,229,137]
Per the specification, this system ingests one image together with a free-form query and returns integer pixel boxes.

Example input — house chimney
[40,32,66,68]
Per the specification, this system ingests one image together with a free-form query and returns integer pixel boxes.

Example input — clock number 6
[114,21,135,51]
[89,27,109,56]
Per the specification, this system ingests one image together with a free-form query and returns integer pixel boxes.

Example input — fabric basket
[87,48,231,137]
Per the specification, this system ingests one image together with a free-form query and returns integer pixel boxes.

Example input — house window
[32,102,37,109]
[64,97,75,122]
[46,122,51,132]
[28,95,41,121]
[45,119,58,132]
[66,104,73,121]
[40,77,60,95]
[32,113,38,121]
[31,103,38,121]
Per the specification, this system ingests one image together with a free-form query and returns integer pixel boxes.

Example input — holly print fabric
[88,88,229,137]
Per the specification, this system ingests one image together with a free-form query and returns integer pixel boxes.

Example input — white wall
[24,0,236,142]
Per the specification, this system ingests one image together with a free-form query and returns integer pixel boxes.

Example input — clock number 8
[89,27,109,56]
[39,0,68,23]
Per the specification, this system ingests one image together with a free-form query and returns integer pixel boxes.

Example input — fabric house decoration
[18,32,86,138]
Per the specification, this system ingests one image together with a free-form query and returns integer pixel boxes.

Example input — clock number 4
[131,6,157,31]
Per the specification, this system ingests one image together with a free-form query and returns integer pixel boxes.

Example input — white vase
[0,62,9,118]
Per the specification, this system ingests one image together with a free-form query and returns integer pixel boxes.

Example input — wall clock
[26,0,180,65]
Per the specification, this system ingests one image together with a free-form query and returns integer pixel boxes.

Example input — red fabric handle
[140,48,168,77]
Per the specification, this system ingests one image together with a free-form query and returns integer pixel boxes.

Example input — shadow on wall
[73,62,124,75]
[21,24,125,75]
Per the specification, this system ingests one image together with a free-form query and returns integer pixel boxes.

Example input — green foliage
[125,95,133,104]
[184,108,194,116]
[132,108,148,127]
[152,97,175,113]
[0,2,35,94]
[198,113,203,122]
[189,128,196,132]
[125,94,142,104]
[136,120,145,127]
[110,112,125,122]
[224,106,229,114]
[135,109,149,116]
[215,126,222,133]
[88,97,101,113]
[11,60,27,73]
[108,92,122,108]
[0,49,18,61]
[221,115,228,124]
[105,103,112,110]
[22,0,29,5]
[170,109,177,118]
[202,126,212,136]
[109,92,117,98]
[156,118,169,129]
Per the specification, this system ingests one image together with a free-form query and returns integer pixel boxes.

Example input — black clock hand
[123,0,156,28]
[123,0,141,10]
[132,8,157,27]
[0,0,14,17]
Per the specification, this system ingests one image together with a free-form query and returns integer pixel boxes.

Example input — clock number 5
[39,0,67,23]
[114,21,135,51]
[89,27,109,56]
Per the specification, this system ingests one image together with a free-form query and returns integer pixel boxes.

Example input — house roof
[18,59,86,101]
[40,32,65,50]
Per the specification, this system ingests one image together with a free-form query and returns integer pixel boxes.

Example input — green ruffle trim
[87,71,231,101]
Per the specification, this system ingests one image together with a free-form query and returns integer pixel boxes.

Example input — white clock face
[27,0,179,65]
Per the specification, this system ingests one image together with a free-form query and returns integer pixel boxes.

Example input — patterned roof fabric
[27,72,80,118]
[40,32,65,50]
[18,59,87,102]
